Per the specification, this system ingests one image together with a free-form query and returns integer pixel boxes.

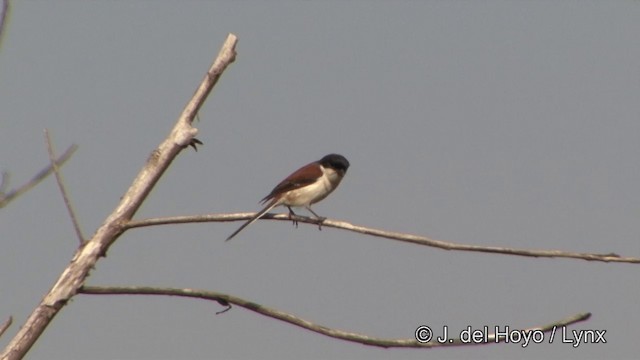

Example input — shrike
[225,154,350,241]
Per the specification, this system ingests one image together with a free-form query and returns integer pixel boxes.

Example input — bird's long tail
[225,200,279,241]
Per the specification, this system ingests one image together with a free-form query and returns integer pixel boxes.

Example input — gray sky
[1,1,639,359]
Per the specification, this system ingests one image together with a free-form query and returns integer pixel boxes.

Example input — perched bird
[225,154,350,241]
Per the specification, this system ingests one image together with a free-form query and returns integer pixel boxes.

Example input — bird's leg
[306,206,326,230]
[287,206,298,228]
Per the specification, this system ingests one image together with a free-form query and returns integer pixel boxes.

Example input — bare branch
[79,285,591,349]
[44,130,85,244]
[0,34,238,360]
[0,145,77,208]
[124,213,640,264]
[0,317,11,338]
[0,171,9,193]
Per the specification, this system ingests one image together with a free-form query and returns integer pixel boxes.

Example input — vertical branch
[0,33,237,360]
[44,130,85,244]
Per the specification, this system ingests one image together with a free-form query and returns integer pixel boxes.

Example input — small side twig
[0,0,9,49]
[0,171,9,194]
[0,144,77,208]
[79,285,591,349]
[44,130,84,244]
[0,317,12,338]
[123,213,640,264]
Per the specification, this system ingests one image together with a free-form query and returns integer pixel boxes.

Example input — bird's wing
[260,162,322,204]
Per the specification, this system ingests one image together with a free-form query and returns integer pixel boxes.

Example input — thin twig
[0,0,9,50]
[79,285,591,349]
[44,130,84,244]
[123,213,640,264]
[0,317,11,339]
[0,144,77,208]
[0,171,9,194]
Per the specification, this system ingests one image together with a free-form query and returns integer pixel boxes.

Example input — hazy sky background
[1,1,639,359]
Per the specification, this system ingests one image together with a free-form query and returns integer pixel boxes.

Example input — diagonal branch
[0,33,238,360]
[44,129,85,244]
[78,285,591,349]
[0,145,77,209]
[124,213,640,264]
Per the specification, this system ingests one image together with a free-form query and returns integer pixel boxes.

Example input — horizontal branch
[79,285,591,349]
[124,213,640,264]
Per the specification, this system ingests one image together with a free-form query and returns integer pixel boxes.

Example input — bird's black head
[319,154,350,174]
